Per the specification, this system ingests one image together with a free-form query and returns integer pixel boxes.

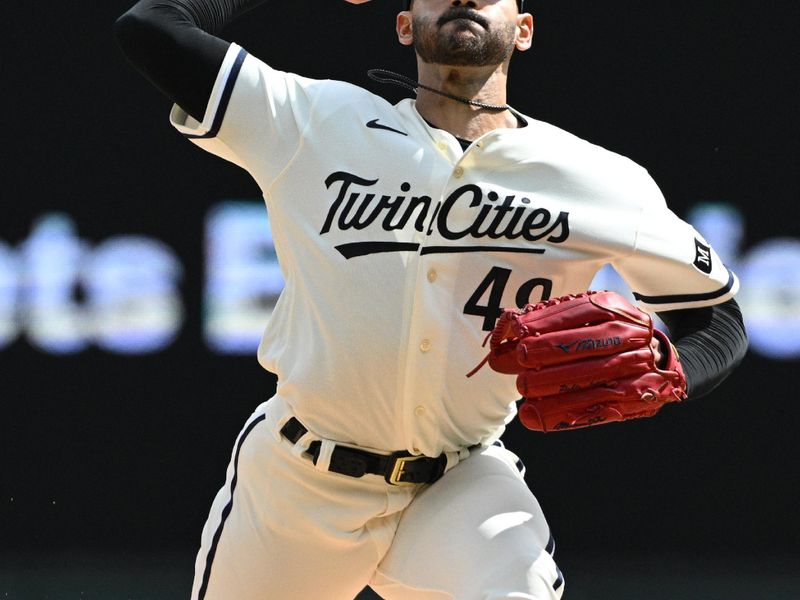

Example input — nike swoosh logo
[366,119,408,136]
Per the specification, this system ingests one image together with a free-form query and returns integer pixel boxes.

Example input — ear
[515,13,534,51]
[396,11,414,46]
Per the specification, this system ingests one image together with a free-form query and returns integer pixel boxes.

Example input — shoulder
[314,79,396,115]
[514,114,666,208]
[252,54,389,106]
[525,115,645,169]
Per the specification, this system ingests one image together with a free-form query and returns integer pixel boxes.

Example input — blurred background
[2,1,798,598]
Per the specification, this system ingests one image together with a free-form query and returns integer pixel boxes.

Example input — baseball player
[115,0,748,598]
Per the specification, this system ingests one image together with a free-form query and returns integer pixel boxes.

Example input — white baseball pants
[191,397,564,600]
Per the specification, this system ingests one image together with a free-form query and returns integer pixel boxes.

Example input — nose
[451,0,478,7]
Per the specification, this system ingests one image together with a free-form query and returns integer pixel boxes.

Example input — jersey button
[412,447,421,454]
[414,405,426,417]
[437,141,447,151]
[453,166,464,178]
[419,339,432,352]
[427,269,437,283]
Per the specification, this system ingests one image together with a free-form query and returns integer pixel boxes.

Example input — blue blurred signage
[0,202,796,359]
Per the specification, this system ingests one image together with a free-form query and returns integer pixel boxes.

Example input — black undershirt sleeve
[657,298,748,400]
[114,0,266,122]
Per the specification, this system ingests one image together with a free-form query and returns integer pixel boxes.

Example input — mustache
[437,7,490,29]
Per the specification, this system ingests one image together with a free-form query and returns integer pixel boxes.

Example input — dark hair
[402,1,525,11]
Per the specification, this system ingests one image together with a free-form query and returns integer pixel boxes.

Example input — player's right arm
[115,0,370,178]
[114,0,371,121]
[114,0,267,122]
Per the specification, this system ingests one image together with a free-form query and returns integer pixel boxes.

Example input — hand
[651,335,664,367]
[473,291,688,432]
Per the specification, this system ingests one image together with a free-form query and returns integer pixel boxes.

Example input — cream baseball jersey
[171,44,739,456]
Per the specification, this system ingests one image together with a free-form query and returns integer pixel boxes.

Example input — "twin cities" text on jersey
[319,171,570,245]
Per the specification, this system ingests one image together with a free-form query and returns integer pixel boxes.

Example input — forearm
[114,0,267,121]
[658,298,748,399]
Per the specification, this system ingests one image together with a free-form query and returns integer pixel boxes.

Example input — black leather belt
[280,417,448,486]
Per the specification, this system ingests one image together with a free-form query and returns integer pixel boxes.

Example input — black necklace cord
[367,69,511,112]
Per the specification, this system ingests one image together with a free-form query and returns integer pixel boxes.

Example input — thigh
[191,402,398,600]
[372,444,564,600]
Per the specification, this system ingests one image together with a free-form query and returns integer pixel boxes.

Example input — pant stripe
[554,566,564,591]
[197,413,267,599]
[545,532,563,591]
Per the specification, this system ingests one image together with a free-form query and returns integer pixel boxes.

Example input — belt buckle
[386,453,427,486]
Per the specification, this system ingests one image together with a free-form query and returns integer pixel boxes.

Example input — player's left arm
[656,298,747,400]
[604,167,747,399]
[475,164,748,430]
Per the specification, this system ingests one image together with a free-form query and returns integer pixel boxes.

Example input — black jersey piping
[633,268,736,305]
[184,47,248,140]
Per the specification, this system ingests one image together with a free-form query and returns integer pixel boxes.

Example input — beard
[412,7,517,67]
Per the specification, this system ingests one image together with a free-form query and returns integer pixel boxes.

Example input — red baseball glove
[470,291,687,432]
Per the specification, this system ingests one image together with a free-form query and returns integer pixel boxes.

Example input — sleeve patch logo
[693,238,713,274]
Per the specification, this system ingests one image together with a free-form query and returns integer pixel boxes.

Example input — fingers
[650,335,664,366]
